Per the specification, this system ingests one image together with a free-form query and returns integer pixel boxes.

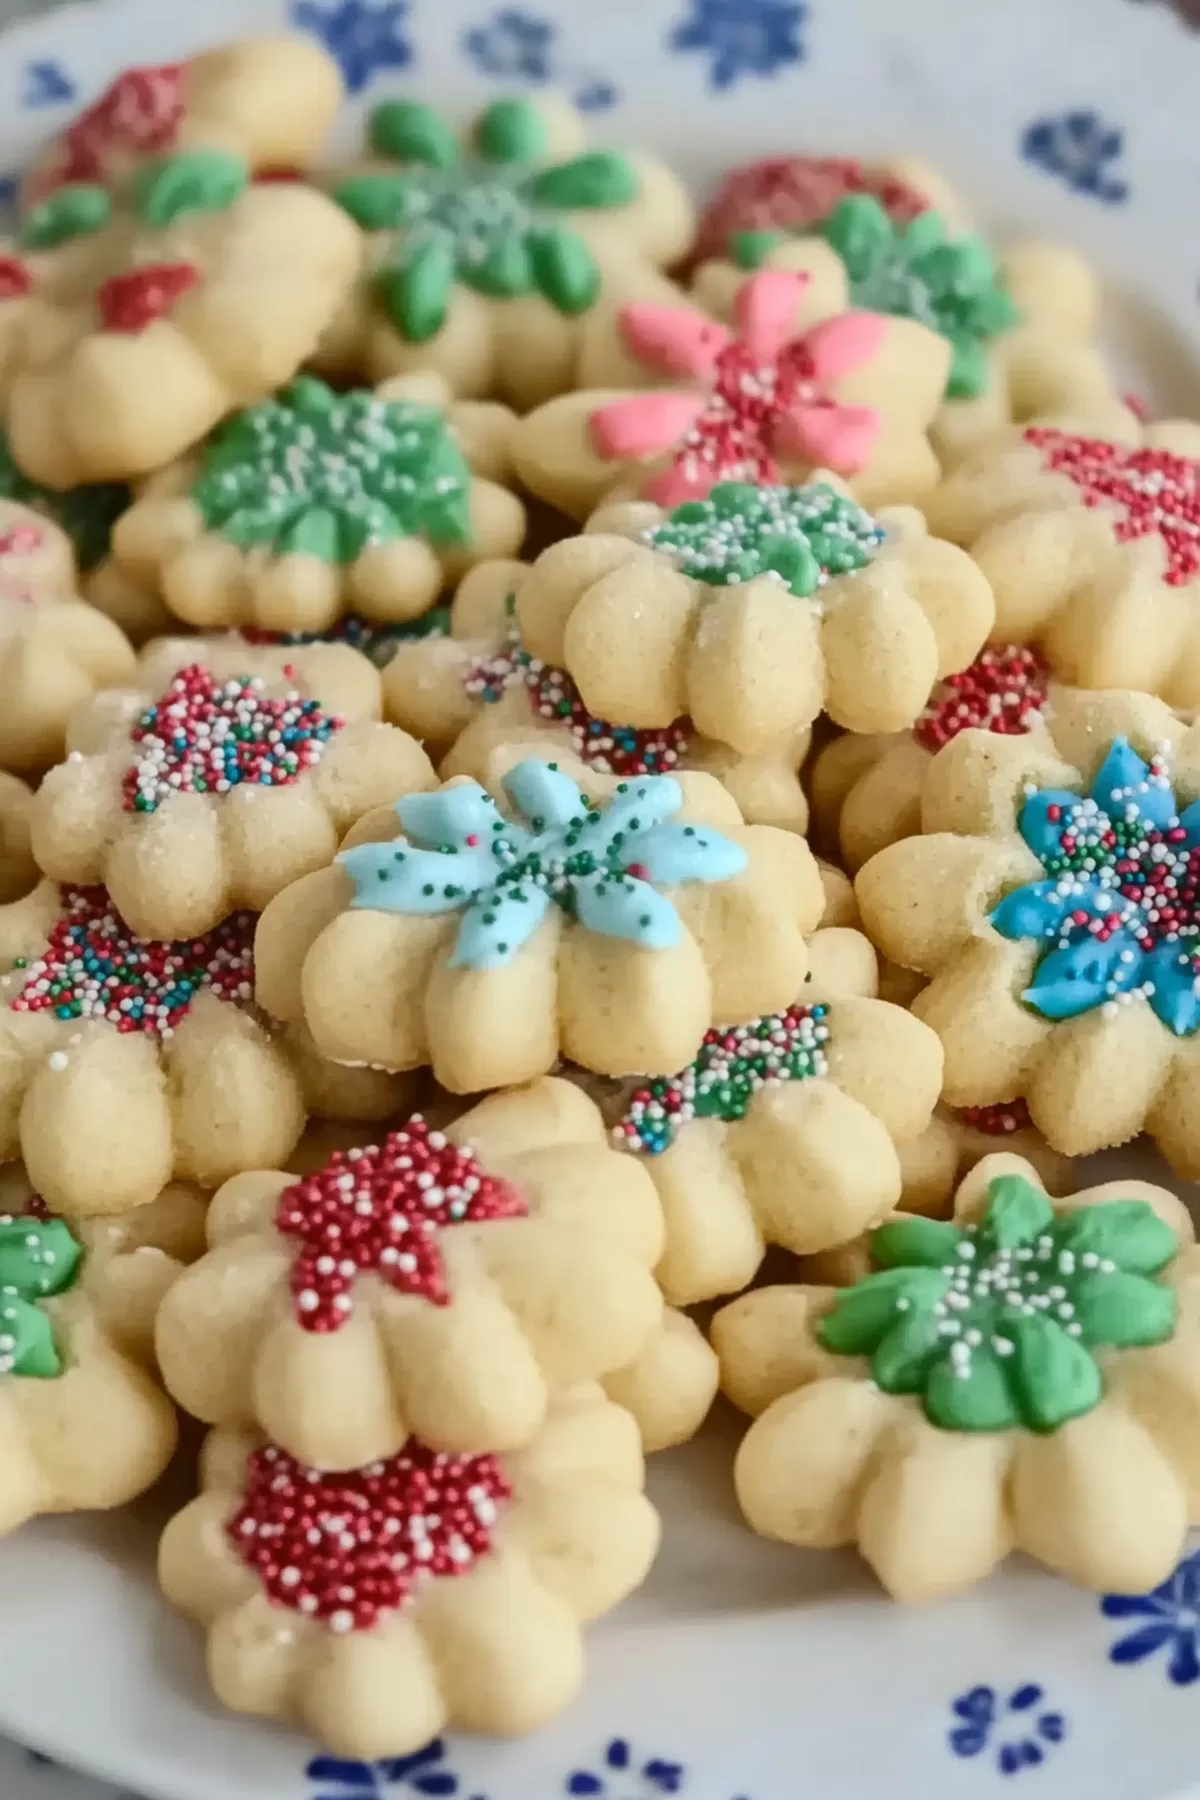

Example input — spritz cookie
[21,36,345,206]
[109,373,526,635]
[31,656,435,941]
[511,266,950,522]
[716,1156,1200,1601]
[4,153,360,485]
[503,482,992,753]
[159,1388,659,1756]
[319,94,693,406]
[924,418,1200,705]
[0,772,35,905]
[855,693,1200,1173]
[0,427,127,572]
[156,1079,664,1468]
[254,759,821,1092]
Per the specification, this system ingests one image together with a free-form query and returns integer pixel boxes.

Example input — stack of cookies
[3,28,1200,1762]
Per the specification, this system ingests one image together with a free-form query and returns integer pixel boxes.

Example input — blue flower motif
[566,1739,686,1796]
[462,9,554,81]
[22,59,75,106]
[1021,110,1129,203]
[308,1740,484,1798]
[667,0,807,90]
[290,0,413,95]
[1103,1546,1200,1684]
[948,1685,1067,1775]
[990,738,1200,1034]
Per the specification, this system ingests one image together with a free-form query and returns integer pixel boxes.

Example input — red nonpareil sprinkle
[0,525,46,558]
[96,262,200,333]
[226,1438,511,1634]
[913,645,1051,753]
[277,1118,528,1331]
[958,1099,1034,1136]
[0,258,33,300]
[1025,427,1200,587]
[690,154,930,268]
[35,62,184,195]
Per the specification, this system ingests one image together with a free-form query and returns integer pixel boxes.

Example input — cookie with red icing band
[4,153,361,486]
[925,418,1200,706]
[159,1388,659,1756]
[21,36,344,208]
[31,649,436,942]
[382,558,813,835]
[155,1079,666,1469]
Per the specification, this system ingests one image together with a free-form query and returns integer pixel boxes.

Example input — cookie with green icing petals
[716,1152,1200,1602]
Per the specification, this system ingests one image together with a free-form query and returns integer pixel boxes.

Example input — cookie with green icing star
[715,1153,1200,1602]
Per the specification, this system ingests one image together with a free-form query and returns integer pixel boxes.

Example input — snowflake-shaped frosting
[333,96,640,341]
[191,377,472,563]
[1025,429,1200,587]
[990,738,1200,1035]
[642,478,884,594]
[589,269,885,506]
[336,760,747,970]
[819,1173,1179,1433]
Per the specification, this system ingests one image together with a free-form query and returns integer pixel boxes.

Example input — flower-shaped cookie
[31,655,436,940]
[505,482,993,754]
[810,644,1055,871]
[0,771,35,905]
[926,419,1200,705]
[21,36,344,206]
[160,1388,659,1756]
[256,759,821,1091]
[855,695,1200,1173]
[156,1080,665,1467]
[3,151,361,486]
[899,1100,1076,1222]
[0,1199,178,1534]
[109,373,526,635]
[383,559,812,833]
[716,1157,1200,1600]
[511,266,951,521]
[320,95,693,406]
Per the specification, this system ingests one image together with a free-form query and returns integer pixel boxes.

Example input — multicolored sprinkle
[238,607,450,670]
[1025,428,1200,587]
[913,645,1050,753]
[958,1099,1035,1136]
[643,481,885,597]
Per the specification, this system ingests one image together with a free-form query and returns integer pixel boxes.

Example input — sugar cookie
[898,1101,1076,1220]
[159,1388,658,1756]
[255,759,821,1091]
[855,692,1200,1173]
[0,429,127,571]
[31,655,436,941]
[716,1155,1200,1600]
[0,771,35,905]
[109,373,525,634]
[318,95,693,406]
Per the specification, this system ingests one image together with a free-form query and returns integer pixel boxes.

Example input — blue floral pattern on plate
[1102,1547,1200,1684]
[21,60,74,106]
[948,1685,1068,1776]
[290,0,414,93]
[308,1741,485,1798]
[566,1739,685,1796]
[1021,110,1130,202]
[462,9,618,109]
[666,0,807,89]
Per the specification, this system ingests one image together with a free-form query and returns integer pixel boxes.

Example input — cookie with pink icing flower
[30,652,436,943]
[159,1389,658,1757]
[511,265,951,522]
[381,558,813,834]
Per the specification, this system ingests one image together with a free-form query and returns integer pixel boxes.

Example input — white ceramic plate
[5,1,1200,1796]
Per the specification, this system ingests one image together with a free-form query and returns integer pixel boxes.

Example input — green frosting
[191,376,472,563]
[817,1175,1180,1434]
[20,183,111,250]
[642,481,885,595]
[132,149,250,229]
[334,96,639,342]
[0,1213,83,1379]
[0,431,127,571]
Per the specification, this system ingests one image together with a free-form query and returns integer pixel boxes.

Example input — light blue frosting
[337,759,748,971]
[989,736,1200,1035]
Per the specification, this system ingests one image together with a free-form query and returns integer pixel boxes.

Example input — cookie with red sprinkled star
[155,1079,666,1469]
[924,417,1200,706]
[20,36,344,210]
[254,758,821,1093]
[159,1387,659,1757]
[1,153,360,487]
[382,558,813,834]
[108,372,526,636]
[511,265,951,522]
[30,654,436,942]
[491,482,992,758]
[316,95,693,407]
[714,1155,1200,1602]
[854,689,1200,1176]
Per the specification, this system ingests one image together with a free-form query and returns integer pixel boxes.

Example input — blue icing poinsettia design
[337,760,747,970]
[990,737,1200,1033]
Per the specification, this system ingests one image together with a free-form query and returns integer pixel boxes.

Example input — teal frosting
[337,759,748,970]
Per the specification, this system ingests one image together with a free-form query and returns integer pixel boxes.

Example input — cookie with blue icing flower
[715,1153,1200,1602]
[253,756,822,1093]
[855,687,1200,1176]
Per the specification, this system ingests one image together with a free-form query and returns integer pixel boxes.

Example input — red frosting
[96,262,200,333]
[913,646,1050,753]
[1025,427,1200,588]
[34,63,184,197]
[0,258,33,300]
[690,154,930,268]
[277,1119,528,1331]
